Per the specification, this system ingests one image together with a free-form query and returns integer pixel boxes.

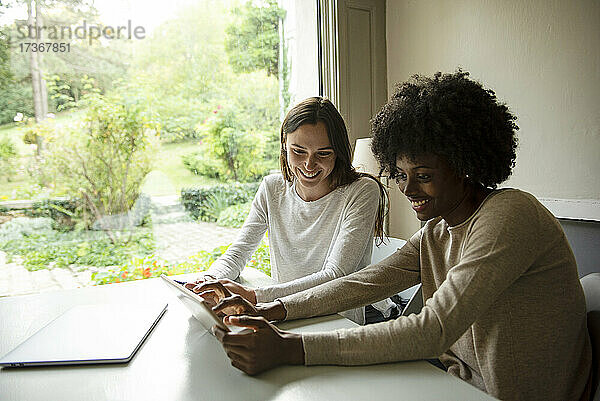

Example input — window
[0,0,317,297]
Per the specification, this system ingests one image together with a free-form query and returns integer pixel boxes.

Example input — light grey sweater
[207,174,380,324]
[280,189,592,401]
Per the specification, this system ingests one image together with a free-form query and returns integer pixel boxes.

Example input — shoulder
[479,188,545,219]
[467,188,559,242]
[261,173,289,193]
[341,176,380,198]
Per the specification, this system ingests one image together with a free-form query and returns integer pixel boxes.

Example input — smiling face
[395,154,476,225]
[285,121,337,201]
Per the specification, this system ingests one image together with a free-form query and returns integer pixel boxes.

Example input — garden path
[0,195,241,298]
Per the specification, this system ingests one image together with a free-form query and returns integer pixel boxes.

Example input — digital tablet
[160,274,236,333]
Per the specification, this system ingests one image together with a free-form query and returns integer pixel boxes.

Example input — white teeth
[301,170,319,178]
[411,199,429,207]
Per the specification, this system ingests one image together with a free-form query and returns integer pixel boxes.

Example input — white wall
[386,0,600,237]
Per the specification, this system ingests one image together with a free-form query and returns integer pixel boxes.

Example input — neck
[295,180,334,202]
[444,184,491,226]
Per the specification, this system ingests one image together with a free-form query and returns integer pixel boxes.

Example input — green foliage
[0,27,12,89]
[124,2,230,143]
[91,238,272,285]
[47,75,77,112]
[0,27,32,126]
[217,202,251,228]
[0,217,54,243]
[195,105,272,182]
[24,198,81,229]
[0,4,127,124]
[22,117,55,145]
[0,136,17,182]
[181,151,222,179]
[91,246,227,285]
[36,89,159,236]
[0,82,34,126]
[246,235,270,277]
[181,182,260,221]
[225,0,285,76]
[123,2,281,144]
[204,191,232,221]
[0,217,155,270]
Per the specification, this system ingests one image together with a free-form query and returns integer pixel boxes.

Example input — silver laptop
[0,302,167,368]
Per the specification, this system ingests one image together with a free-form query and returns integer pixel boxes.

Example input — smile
[411,199,429,207]
[299,169,321,179]
[410,198,430,212]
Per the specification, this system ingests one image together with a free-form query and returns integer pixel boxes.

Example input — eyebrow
[290,143,334,151]
[397,165,434,170]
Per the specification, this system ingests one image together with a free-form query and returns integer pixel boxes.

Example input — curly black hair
[371,70,519,189]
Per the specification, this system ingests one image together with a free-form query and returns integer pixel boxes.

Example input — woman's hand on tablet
[191,280,231,307]
[191,280,257,306]
[212,315,304,375]
[213,294,260,317]
[183,274,216,291]
[217,279,257,304]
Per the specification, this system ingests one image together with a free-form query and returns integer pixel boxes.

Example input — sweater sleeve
[280,228,422,319]
[298,193,542,366]
[254,178,381,302]
[205,180,269,280]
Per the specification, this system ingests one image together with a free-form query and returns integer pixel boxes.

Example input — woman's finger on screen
[219,279,257,304]
[196,290,220,307]
[214,295,258,317]
[192,281,231,299]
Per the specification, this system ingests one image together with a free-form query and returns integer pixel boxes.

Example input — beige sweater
[279,189,591,400]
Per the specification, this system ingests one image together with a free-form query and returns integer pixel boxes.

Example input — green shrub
[25,198,81,229]
[0,218,155,271]
[91,238,271,285]
[181,151,221,179]
[0,82,34,126]
[195,105,272,182]
[159,114,201,142]
[181,182,259,221]
[0,217,54,243]
[91,246,227,285]
[37,91,159,240]
[247,235,270,276]
[217,202,251,228]
[0,136,17,182]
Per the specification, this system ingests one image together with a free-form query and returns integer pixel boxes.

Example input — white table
[0,271,496,400]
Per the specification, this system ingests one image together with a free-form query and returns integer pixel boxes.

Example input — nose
[305,154,317,170]
[400,176,417,196]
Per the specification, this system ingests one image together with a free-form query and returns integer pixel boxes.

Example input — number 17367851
[20,42,70,52]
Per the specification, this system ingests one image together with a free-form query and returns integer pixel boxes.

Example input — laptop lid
[0,302,167,368]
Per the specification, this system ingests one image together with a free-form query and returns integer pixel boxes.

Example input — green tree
[0,1,127,125]
[196,105,268,182]
[225,0,285,77]
[0,136,18,182]
[38,90,159,242]
[0,27,12,88]
[0,25,34,124]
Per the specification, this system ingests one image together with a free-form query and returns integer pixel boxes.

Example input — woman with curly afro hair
[201,72,592,401]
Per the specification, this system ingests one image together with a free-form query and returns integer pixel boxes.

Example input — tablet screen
[160,274,230,332]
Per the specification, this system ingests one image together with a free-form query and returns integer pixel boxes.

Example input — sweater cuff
[278,293,309,320]
[254,287,272,303]
[302,331,341,365]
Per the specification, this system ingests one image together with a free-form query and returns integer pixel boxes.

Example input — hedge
[181,182,260,221]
